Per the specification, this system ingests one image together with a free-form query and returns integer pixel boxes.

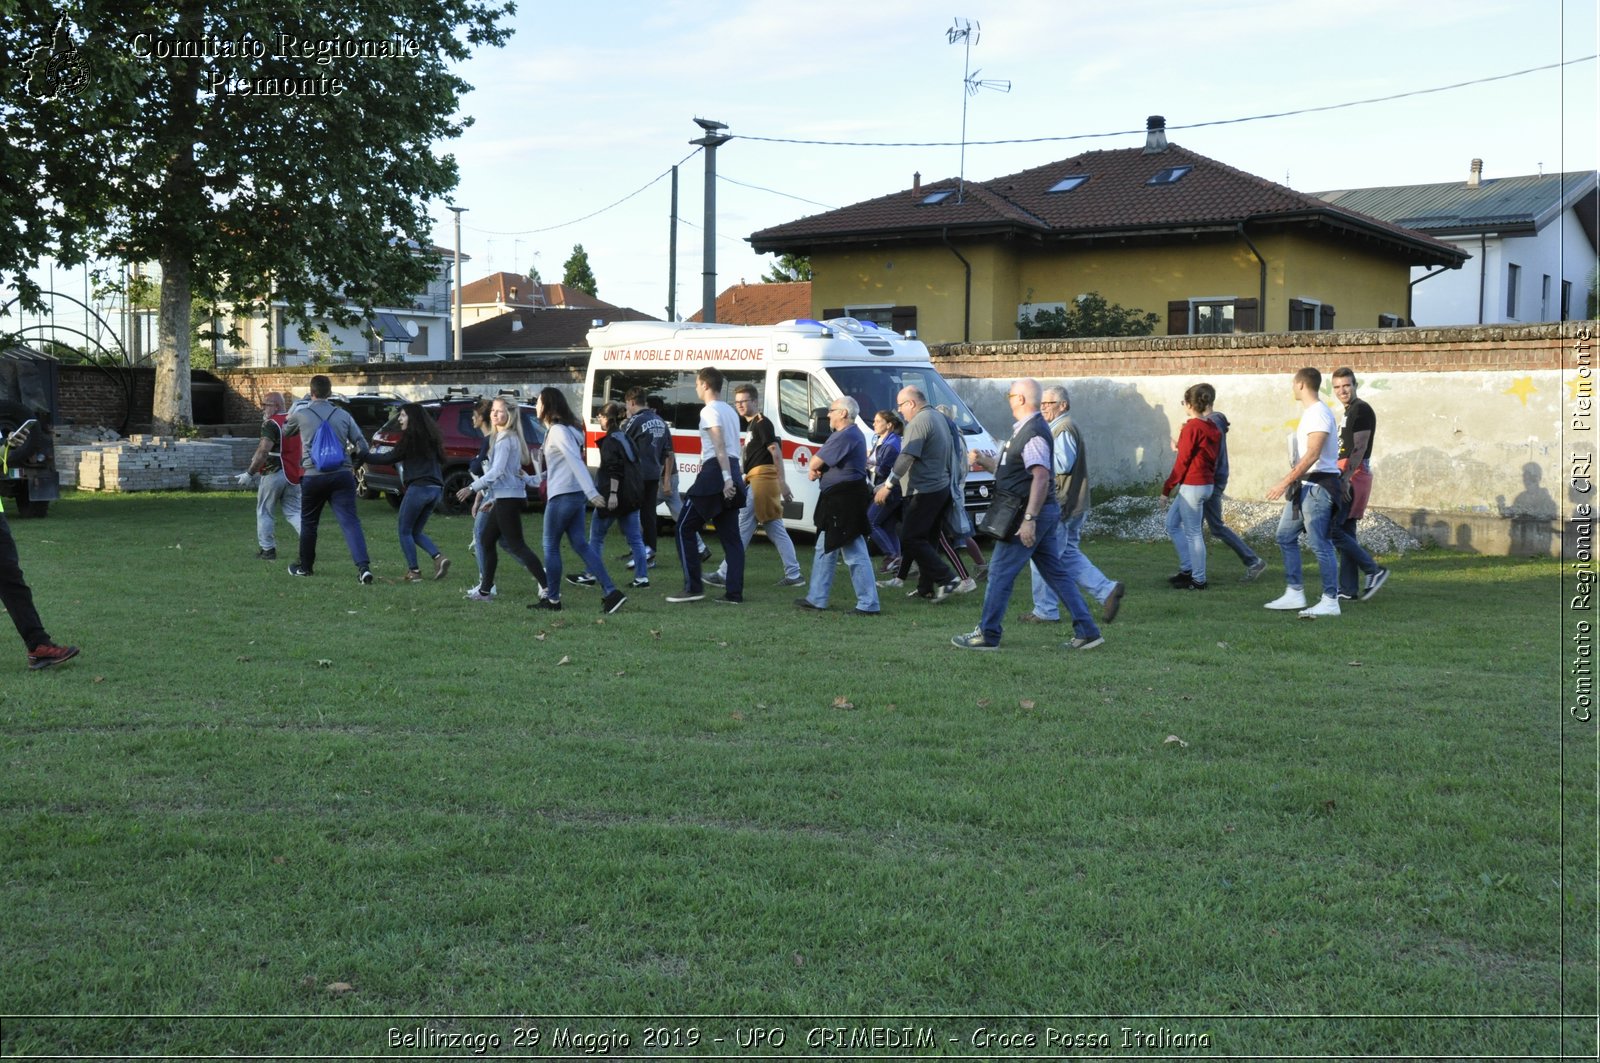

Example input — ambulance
[582,317,999,534]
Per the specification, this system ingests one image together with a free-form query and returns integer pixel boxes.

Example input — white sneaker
[954,577,978,594]
[1264,587,1307,611]
[1298,595,1342,619]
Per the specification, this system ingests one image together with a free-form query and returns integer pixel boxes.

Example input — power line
[731,55,1599,148]
[464,147,704,237]
[717,173,835,210]
[450,53,1596,247]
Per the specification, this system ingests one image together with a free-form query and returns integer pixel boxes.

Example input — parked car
[362,396,547,517]
[329,393,403,498]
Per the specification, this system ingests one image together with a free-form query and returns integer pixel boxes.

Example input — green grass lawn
[0,491,1592,1059]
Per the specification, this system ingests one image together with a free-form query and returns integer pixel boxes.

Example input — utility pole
[690,117,730,323]
[447,205,467,361]
[667,164,679,321]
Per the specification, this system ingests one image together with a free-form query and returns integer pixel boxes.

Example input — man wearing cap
[238,391,301,561]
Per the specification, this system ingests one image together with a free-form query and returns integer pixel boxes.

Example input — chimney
[510,316,522,332]
[508,285,518,303]
[912,171,921,194]
[1143,115,1168,154]
[1468,158,1483,188]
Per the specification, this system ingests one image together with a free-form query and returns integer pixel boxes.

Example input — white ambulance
[582,317,999,534]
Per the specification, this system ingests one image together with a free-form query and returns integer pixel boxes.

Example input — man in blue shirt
[796,397,880,616]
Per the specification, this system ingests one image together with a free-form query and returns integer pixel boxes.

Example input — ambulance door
[775,369,831,530]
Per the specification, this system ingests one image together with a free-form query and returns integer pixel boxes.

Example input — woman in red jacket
[1162,383,1222,590]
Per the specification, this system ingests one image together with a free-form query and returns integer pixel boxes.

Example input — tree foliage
[1,0,514,429]
[762,253,812,284]
[1017,292,1160,339]
[561,244,597,296]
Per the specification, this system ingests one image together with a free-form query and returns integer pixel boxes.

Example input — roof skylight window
[1048,175,1090,193]
[1147,166,1193,186]
[920,190,955,205]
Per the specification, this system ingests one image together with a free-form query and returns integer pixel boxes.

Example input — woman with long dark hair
[455,396,547,602]
[866,408,903,573]
[535,387,626,615]
[359,402,450,582]
[569,401,651,589]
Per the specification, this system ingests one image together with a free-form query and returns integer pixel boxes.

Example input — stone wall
[932,322,1585,555]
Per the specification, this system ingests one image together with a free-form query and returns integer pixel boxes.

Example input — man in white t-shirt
[667,366,747,604]
[1263,367,1344,618]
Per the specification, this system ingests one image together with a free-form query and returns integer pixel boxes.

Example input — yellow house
[750,119,1468,345]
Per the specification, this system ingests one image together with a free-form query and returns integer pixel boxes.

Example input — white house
[216,243,461,365]
[1318,162,1598,326]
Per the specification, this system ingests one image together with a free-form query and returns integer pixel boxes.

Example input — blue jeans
[1332,499,1379,598]
[978,500,1099,644]
[1030,505,1115,620]
[543,491,615,598]
[472,505,491,584]
[297,469,369,572]
[396,483,442,571]
[588,507,648,579]
[713,491,801,582]
[1203,478,1260,567]
[1165,483,1212,584]
[867,495,901,558]
[805,532,880,612]
[1276,482,1338,600]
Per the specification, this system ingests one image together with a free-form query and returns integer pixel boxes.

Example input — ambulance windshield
[825,366,984,434]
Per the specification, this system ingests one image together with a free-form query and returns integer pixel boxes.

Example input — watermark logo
[23,15,89,101]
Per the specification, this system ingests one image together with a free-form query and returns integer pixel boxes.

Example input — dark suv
[362,396,546,517]
[330,394,403,498]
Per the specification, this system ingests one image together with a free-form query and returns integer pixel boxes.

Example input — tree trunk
[152,248,192,433]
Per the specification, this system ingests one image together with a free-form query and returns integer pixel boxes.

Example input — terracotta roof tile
[688,281,812,324]
[752,142,1465,265]
[458,272,618,310]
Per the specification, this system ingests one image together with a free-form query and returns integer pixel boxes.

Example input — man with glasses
[705,383,804,590]
[953,379,1104,651]
[874,387,959,601]
[795,397,880,615]
[1024,385,1125,625]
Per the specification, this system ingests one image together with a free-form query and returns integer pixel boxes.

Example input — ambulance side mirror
[808,408,831,443]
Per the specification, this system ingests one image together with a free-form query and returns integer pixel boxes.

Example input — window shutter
[1287,298,1306,331]
[1234,298,1258,333]
[1167,300,1190,336]
[890,306,918,335]
[1320,303,1336,330]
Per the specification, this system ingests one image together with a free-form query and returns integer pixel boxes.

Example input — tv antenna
[947,18,1010,203]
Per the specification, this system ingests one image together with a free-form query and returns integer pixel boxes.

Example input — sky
[428,0,1599,320]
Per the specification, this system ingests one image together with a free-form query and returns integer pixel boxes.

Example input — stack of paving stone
[60,430,262,493]
[53,426,123,488]
[179,437,257,489]
[76,437,192,492]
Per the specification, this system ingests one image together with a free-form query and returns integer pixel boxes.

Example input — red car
[362,397,547,517]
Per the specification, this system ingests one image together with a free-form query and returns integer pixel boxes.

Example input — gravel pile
[1083,495,1423,555]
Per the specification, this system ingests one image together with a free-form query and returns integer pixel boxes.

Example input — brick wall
[57,359,587,430]
[929,323,1569,379]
